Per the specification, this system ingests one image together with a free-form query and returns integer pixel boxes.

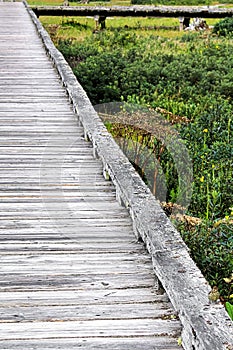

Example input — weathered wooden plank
[0,318,181,339]
[0,57,49,61]
[0,264,150,275]
[0,337,182,350]
[0,191,117,199]
[0,147,92,153]
[32,4,233,19]
[0,177,105,184]
[0,120,76,124]
[0,185,115,193]
[0,234,134,242]
[0,274,156,292]
[0,289,166,305]
[0,92,67,98]
[0,72,59,79]
[0,84,64,89]
[0,179,112,187]
[0,129,83,134]
[0,302,174,322]
[1,167,99,175]
[0,79,60,85]
[0,250,151,262]
[0,227,134,237]
[0,140,91,146]
[0,205,127,215]
[0,241,144,253]
[0,125,83,132]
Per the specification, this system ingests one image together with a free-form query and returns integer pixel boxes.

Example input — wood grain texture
[32,4,233,19]
[0,2,182,349]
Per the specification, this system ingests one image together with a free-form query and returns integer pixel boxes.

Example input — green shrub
[57,32,233,220]
[174,219,233,302]
[213,17,233,37]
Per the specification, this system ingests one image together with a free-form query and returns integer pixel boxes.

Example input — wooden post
[94,15,106,30]
[99,16,106,29]
[183,17,190,29]
[179,16,190,30]
[178,16,184,31]
[94,15,99,30]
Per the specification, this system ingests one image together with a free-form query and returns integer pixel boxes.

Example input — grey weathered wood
[24,2,233,350]
[31,4,233,19]
[0,2,182,350]
[0,318,181,338]
[0,337,183,350]
[0,302,174,321]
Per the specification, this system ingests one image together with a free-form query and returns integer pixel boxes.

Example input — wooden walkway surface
[0,2,182,349]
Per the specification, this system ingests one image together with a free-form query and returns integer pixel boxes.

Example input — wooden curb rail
[25,2,233,349]
[31,4,233,19]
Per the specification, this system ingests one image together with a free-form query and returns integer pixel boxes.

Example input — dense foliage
[57,31,233,216]
[213,17,233,37]
[57,25,233,301]
[175,219,233,299]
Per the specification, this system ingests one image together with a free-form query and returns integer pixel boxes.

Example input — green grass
[28,0,132,5]
[39,15,187,43]
[39,14,221,46]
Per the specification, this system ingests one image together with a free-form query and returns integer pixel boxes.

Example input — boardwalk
[0,2,183,349]
[32,4,233,19]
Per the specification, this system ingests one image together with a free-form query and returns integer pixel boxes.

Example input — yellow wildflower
[177,337,182,346]
[203,129,208,133]
[200,176,204,182]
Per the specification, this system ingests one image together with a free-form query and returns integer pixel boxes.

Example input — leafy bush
[57,32,233,218]
[213,17,233,37]
[74,51,127,103]
[174,219,233,302]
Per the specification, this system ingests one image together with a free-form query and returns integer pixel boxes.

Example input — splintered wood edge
[24,2,233,349]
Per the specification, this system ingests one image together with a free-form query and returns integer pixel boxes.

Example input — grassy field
[38,15,190,43]
[28,0,132,6]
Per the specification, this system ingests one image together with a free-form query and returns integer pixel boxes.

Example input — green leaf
[226,302,233,321]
